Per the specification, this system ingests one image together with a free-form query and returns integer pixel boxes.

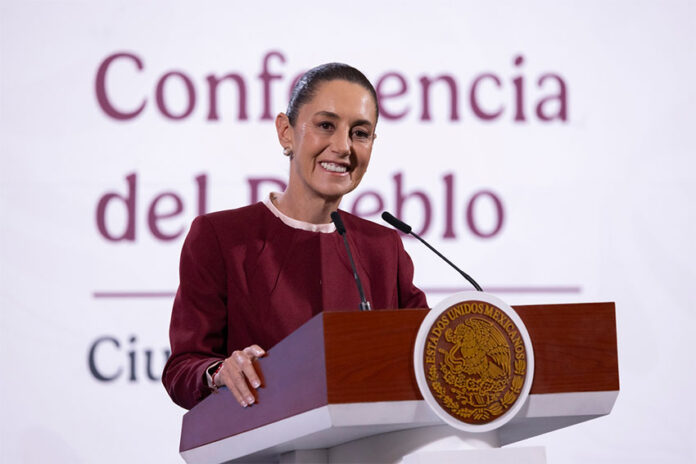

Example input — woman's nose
[331,129,351,156]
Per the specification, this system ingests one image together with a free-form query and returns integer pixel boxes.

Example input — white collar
[263,193,336,234]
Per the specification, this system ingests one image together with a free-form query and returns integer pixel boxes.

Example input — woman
[162,63,427,410]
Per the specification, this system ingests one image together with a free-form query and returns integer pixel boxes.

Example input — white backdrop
[1,1,694,462]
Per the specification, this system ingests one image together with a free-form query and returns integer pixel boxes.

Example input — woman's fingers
[220,346,266,407]
[232,351,258,405]
[221,356,255,407]
[224,371,249,407]
[237,350,262,389]
[243,344,266,359]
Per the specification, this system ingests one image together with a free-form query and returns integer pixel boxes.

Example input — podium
[179,302,619,463]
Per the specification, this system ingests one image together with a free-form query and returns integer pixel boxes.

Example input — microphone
[381,211,483,292]
[331,211,372,311]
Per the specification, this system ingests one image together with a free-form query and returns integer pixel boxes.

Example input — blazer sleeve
[162,216,228,410]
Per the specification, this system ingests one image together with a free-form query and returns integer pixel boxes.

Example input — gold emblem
[423,301,528,424]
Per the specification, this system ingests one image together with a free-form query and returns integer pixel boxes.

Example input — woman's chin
[315,188,352,203]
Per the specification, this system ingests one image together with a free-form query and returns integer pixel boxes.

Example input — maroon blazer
[162,203,427,409]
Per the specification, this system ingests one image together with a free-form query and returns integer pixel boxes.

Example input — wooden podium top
[322,302,618,403]
[180,302,618,457]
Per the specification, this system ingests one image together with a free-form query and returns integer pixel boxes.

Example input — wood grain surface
[516,302,619,394]
[323,302,619,403]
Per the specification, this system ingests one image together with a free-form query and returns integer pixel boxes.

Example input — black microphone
[331,211,372,311]
[381,211,483,292]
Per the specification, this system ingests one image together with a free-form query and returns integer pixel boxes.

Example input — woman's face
[279,79,377,203]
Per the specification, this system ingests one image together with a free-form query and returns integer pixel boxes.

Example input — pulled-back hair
[286,63,378,126]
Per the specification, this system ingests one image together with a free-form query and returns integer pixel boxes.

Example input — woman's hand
[215,345,266,407]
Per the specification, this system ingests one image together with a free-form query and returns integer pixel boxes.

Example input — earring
[283,147,293,157]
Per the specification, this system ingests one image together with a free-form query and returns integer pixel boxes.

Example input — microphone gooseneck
[381,211,483,292]
[331,211,372,311]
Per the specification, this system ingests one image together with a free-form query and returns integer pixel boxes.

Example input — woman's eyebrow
[353,119,374,128]
[314,111,374,128]
[314,111,339,119]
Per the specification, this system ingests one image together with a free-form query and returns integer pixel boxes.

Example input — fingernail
[252,380,260,388]
[246,396,255,404]
[241,401,248,408]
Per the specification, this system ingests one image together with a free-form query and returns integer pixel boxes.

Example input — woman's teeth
[320,162,348,173]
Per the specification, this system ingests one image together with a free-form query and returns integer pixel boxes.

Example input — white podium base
[278,426,545,463]
[201,394,615,463]
[401,447,546,464]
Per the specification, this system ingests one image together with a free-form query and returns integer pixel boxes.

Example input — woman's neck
[273,190,340,225]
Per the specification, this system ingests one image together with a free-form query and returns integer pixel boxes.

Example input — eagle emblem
[424,302,528,424]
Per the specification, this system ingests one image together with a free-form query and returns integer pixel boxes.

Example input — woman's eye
[352,129,370,139]
[318,122,334,130]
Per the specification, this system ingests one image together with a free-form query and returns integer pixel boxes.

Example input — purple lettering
[96,173,136,242]
[513,55,525,122]
[350,190,385,219]
[466,190,504,238]
[147,192,184,241]
[206,72,248,121]
[248,177,287,204]
[470,73,503,120]
[536,73,568,121]
[442,173,455,239]
[375,72,409,120]
[93,50,568,125]
[95,52,146,120]
[394,172,432,236]
[420,74,459,121]
[258,51,286,120]
[156,71,196,120]
[195,174,208,216]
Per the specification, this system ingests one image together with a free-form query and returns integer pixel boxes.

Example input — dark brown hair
[286,63,378,126]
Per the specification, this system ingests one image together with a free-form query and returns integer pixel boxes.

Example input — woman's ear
[275,113,293,149]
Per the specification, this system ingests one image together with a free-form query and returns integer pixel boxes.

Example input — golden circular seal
[414,292,534,432]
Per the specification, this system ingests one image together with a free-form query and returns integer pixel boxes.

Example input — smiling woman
[275,79,376,223]
[162,63,428,410]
